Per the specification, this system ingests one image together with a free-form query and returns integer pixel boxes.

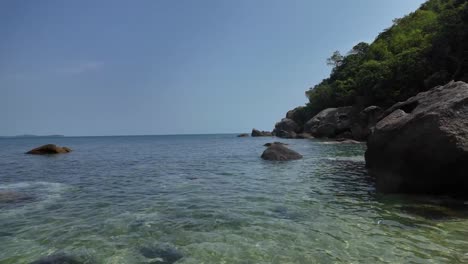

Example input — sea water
[0,135,467,263]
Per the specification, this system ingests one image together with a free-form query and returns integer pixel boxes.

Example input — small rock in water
[140,245,183,264]
[261,143,302,161]
[30,254,84,264]
[26,144,72,155]
[237,133,249,137]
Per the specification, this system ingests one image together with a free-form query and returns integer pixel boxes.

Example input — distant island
[0,135,65,138]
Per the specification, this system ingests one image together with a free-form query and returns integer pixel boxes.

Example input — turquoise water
[0,135,467,263]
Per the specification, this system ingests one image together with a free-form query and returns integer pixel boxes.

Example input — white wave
[324,156,365,162]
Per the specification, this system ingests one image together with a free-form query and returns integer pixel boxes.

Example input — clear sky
[1,0,426,136]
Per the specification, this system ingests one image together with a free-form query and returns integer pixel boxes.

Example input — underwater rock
[30,254,84,264]
[139,245,183,264]
[0,191,34,204]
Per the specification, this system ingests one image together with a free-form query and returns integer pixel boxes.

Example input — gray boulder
[261,143,302,161]
[275,130,297,139]
[365,81,468,196]
[275,118,300,133]
[303,105,381,140]
[251,129,272,137]
[286,106,304,120]
[304,107,357,138]
[352,105,383,140]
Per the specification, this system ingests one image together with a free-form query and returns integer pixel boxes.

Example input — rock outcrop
[301,105,381,140]
[365,81,468,196]
[273,118,301,139]
[26,144,72,155]
[261,142,302,161]
[251,129,272,137]
[237,133,249,137]
[304,107,358,138]
[274,118,300,133]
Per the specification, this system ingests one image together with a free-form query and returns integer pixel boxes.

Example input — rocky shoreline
[268,81,468,197]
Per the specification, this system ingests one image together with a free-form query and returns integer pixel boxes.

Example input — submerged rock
[237,133,249,137]
[139,245,183,264]
[0,191,34,204]
[399,205,458,220]
[261,143,302,161]
[30,254,85,264]
[26,144,72,155]
[251,129,272,137]
[366,81,468,196]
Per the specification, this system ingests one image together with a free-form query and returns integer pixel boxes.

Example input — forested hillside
[292,0,468,126]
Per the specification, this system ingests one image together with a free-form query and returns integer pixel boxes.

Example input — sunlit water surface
[0,135,467,263]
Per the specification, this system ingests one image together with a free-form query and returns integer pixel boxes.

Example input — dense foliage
[302,0,468,118]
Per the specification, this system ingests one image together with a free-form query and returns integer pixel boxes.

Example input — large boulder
[304,107,358,138]
[275,130,297,139]
[26,144,72,155]
[274,118,300,138]
[251,129,272,137]
[365,81,468,197]
[275,118,300,133]
[303,106,381,140]
[352,105,383,140]
[261,143,303,161]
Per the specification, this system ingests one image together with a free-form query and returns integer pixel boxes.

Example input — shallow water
[0,135,467,263]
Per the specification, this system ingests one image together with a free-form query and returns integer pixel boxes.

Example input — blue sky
[1,0,426,136]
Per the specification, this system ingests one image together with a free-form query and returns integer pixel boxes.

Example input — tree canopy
[300,0,468,120]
